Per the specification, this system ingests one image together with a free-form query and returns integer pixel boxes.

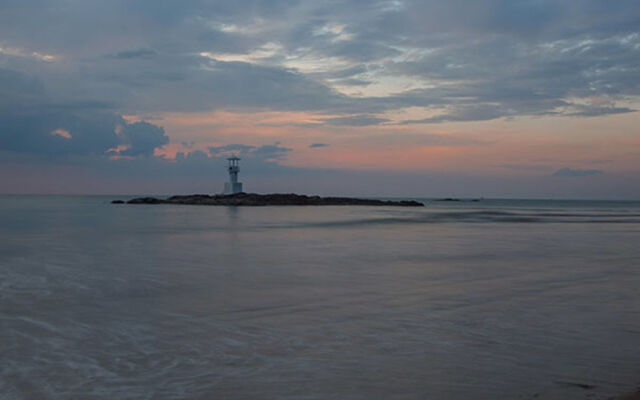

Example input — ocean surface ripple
[1,196,639,399]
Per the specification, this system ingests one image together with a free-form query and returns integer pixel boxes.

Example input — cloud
[401,105,509,124]
[1,0,640,198]
[0,106,121,156]
[108,48,157,60]
[0,68,166,157]
[115,121,169,156]
[552,167,604,177]
[309,143,329,148]
[208,144,256,156]
[0,67,46,107]
[2,0,639,121]
[50,128,72,139]
[314,65,368,80]
[209,142,292,162]
[334,78,373,86]
[495,164,552,171]
[566,105,636,117]
[322,115,390,126]
[386,12,640,120]
[252,142,293,161]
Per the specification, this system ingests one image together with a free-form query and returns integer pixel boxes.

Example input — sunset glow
[1,1,639,197]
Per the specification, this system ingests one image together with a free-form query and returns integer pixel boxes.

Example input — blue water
[1,196,639,399]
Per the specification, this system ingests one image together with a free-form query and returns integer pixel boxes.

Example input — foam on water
[1,196,639,399]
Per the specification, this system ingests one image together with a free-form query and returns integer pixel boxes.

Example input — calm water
[1,196,639,399]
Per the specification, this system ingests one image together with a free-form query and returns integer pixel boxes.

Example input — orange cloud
[122,109,640,175]
[50,128,72,139]
[106,144,132,160]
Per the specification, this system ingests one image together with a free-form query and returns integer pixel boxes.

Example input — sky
[1,0,639,198]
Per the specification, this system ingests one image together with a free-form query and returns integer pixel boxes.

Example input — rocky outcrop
[125,197,164,204]
[116,193,424,207]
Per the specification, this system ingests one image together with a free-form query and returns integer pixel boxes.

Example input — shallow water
[1,196,639,399]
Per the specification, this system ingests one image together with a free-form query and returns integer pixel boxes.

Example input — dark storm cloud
[116,121,169,156]
[0,68,116,155]
[0,105,121,156]
[0,68,167,157]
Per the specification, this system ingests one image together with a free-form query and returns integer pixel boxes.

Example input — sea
[1,195,639,400]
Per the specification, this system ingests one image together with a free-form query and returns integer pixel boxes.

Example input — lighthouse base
[224,182,243,194]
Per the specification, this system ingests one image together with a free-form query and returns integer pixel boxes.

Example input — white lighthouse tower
[224,156,243,194]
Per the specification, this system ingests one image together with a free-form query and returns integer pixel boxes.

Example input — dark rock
[127,197,164,204]
[111,200,125,204]
[121,193,424,207]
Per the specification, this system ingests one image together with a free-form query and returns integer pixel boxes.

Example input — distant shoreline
[113,193,424,207]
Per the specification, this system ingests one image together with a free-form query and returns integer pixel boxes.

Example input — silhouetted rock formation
[119,193,423,207]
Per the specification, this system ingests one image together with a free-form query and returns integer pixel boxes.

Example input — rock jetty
[114,193,423,207]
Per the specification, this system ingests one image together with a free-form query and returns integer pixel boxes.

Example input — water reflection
[1,196,639,399]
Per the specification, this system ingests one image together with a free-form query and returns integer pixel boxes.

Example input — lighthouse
[223,156,243,194]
